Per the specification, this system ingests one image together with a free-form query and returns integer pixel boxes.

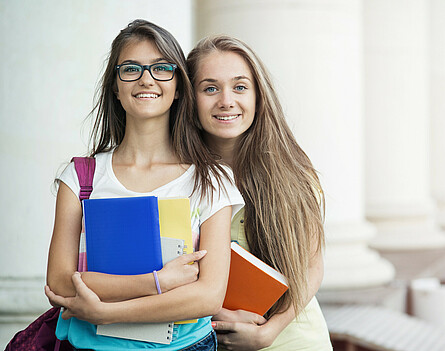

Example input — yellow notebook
[159,198,197,324]
[159,198,193,255]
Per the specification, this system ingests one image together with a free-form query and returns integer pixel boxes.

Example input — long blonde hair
[187,36,325,317]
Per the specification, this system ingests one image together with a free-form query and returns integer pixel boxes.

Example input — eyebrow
[120,57,168,65]
[197,75,252,86]
[197,78,217,85]
[233,75,251,82]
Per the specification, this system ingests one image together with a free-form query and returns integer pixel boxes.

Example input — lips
[213,114,240,121]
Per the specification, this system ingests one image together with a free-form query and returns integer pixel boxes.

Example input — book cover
[158,198,193,255]
[223,242,289,316]
[85,197,197,342]
[83,196,163,275]
[83,196,171,344]
[159,198,197,325]
[97,322,174,344]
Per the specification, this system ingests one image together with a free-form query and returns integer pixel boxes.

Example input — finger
[183,262,199,279]
[212,320,236,333]
[44,285,67,308]
[215,333,232,350]
[61,307,73,320]
[179,250,207,264]
[71,271,90,295]
[44,286,60,307]
[212,307,233,321]
[252,313,267,325]
[184,260,199,270]
[234,309,268,324]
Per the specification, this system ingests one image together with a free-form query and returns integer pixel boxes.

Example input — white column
[196,0,395,290]
[364,0,445,251]
[0,1,193,347]
[431,0,445,230]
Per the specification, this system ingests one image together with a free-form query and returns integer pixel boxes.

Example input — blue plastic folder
[83,196,163,275]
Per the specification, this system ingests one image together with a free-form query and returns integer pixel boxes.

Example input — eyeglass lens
[119,63,175,81]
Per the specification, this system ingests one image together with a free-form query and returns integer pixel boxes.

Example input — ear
[174,90,179,100]
[115,89,120,100]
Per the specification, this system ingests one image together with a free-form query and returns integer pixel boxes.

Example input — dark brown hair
[90,20,229,198]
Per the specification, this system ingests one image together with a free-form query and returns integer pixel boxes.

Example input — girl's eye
[152,64,173,72]
[235,85,247,92]
[204,87,217,93]
[123,65,142,73]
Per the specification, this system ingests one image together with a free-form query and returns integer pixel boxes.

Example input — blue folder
[83,196,163,275]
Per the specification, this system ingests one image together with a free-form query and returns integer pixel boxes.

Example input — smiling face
[115,39,178,123]
[194,50,256,144]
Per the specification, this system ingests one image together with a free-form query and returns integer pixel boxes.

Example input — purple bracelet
[153,270,162,294]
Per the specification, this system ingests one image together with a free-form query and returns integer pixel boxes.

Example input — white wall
[196,0,365,225]
[0,0,192,346]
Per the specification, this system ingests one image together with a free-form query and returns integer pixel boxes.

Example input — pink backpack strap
[54,157,95,351]
[71,157,96,201]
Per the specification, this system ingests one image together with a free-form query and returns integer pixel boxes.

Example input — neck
[116,115,179,165]
[203,133,237,168]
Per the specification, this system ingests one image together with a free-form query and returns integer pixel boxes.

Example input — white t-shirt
[59,150,244,251]
[55,150,244,351]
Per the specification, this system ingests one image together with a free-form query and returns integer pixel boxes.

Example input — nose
[218,89,234,109]
[139,68,155,86]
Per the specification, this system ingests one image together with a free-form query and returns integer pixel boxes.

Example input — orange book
[223,242,289,316]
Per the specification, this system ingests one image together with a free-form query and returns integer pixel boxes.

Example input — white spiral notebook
[96,237,185,344]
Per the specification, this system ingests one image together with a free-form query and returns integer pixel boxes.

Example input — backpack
[5,157,95,351]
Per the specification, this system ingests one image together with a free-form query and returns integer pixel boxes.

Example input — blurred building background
[1,0,444,348]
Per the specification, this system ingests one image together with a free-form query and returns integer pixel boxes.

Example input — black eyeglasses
[115,63,177,82]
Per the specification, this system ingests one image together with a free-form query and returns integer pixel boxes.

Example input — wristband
[153,270,162,294]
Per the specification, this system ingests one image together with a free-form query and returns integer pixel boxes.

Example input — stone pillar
[431,0,445,231]
[363,0,445,276]
[195,0,395,291]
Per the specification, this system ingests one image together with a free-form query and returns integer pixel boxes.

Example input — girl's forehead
[197,51,254,81]
[118,39,163,62]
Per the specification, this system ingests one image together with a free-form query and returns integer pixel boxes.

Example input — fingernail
[200,250,207,255]
[211,321,216,328]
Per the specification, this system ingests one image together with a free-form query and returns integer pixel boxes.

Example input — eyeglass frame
[115,62,178,82]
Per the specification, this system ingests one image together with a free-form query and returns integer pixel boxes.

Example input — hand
[158,250,206,292]
[212,309,270,350]
[213,308,267,324]
[45,272,106,324]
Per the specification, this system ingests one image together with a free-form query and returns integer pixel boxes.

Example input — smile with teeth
[214,114,240,121]
[135,93,160,99]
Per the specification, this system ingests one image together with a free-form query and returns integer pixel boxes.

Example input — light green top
[223,209,332,351]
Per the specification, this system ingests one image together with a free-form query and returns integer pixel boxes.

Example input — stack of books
[83,196,194,344]
[84,197,289,344]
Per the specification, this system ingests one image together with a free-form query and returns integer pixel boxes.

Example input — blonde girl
[186,36,332,350]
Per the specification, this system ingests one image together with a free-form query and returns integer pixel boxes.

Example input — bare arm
[47,182,82,297]
[46,205,233,324]
[213,248,324,350]
[47,182,205,302]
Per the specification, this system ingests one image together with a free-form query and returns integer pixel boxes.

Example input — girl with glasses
[45,20,243,351]
[186,36,333,350]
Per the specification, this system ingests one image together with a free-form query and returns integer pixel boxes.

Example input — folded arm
[47,182,205,302]
[46,184,232,324]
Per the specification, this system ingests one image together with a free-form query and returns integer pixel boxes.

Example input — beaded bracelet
[153,270,162,294]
